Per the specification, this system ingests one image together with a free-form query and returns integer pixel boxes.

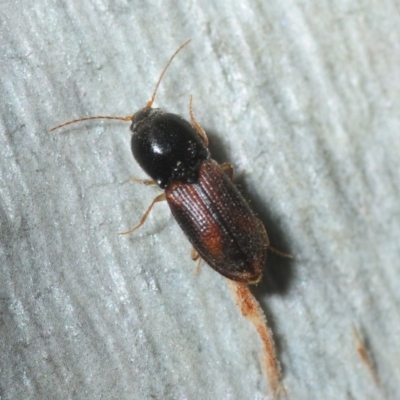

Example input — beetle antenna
[50,115,132,132]
[145,39,192,109]
[50,39,191,132]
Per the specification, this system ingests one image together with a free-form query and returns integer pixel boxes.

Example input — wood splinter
[227,280,285,397]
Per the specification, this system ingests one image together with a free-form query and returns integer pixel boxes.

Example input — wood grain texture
[1,1,399,399]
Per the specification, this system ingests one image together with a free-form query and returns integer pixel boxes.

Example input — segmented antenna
[50,39,192,132]
[145,39,192,108]
[50,115,132,132]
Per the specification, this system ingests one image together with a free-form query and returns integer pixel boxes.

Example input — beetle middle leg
[120,193,166,235]
[191,248,203,275]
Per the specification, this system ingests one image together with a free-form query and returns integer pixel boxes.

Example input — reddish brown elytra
[52,40,291,397]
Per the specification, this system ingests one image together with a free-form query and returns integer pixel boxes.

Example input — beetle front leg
[188,95,209,146]
[129,176,158,186]
[131,177,157,186]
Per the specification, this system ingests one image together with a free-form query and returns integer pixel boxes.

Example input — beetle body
[51,41,288,396]
[130,107,269,283]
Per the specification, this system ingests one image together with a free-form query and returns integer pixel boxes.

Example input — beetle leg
[188,95,209,146]
[267,246,293,259]
[119,193,166,235]
[220,162,234,180]
[191,248,203,275]
[195,259,203,275]
[191,247,200,261]
[130,176,158,186]
[227,280,284,398]
[256,218,292,259]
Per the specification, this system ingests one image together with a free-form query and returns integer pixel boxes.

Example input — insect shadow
[204,126,294,292]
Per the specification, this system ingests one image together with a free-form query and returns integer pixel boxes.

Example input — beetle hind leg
[256,218,292,259]
[267,245,293,259]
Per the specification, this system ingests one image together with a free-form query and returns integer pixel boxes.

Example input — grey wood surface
[1,1,399,399]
